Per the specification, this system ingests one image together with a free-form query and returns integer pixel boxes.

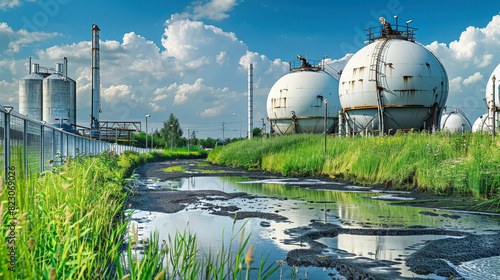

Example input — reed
[208,132,500,200]
[1,149,278,279]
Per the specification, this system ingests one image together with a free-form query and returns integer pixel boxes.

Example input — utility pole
[187,128,190,153]
[222,122,226,141]
[324,99,328,156]
[493,75,496,139]
[170,124,174,152]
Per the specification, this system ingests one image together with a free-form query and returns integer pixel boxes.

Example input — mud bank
[129,159,500,280]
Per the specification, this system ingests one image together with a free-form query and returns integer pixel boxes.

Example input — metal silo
[338,19,448,134]
[43,64,70,127]
[472,113,489,133]
[19,63,43,120]
[440,109,471,133]
[267,56,340,135]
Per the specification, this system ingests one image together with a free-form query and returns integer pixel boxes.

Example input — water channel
[128,175,500,279]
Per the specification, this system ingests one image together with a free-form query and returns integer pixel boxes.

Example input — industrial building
[19,57,77,131]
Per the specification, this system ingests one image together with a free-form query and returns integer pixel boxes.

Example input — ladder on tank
[368,39,390,135]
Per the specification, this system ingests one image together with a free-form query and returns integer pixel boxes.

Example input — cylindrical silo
[43,69,70,127]
[68,77,76,126]
[19,63,43,120]
[440,109,471,133]
[338,23,448,134]
[472,113,489,133]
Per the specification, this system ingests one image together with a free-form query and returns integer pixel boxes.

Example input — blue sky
[1,0,500,138]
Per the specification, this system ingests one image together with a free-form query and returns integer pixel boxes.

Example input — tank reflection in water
[129,176,500,280]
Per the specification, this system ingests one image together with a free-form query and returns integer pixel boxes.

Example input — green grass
[163,166,186,173]
[208,132,500,200]
[1,149,278,279]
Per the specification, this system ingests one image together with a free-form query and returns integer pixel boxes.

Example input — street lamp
[145,115,151,150]
[233,113,242,139]
[187,128,190,153]
[170,124,174,152]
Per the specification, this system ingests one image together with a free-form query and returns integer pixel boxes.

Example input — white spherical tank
[339,37,448,133]
[440,110,471,133]
[19,64,43,121]
[267,68,340,135]
[472,113,489,133]
[485,63,500,108]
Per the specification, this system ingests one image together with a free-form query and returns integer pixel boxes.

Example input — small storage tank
[338,19,448,134]
[19,63,43,120]
[472,113,489,133]
[43,63,70,127]
[267,57,340,135]
[440,109,471,133]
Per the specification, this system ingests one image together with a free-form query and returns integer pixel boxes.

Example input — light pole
[324,99,328,156]
[187,128,190,153]
[233,113,242,139]
[170,124,174,152]
[145,114,151,150]
[151,128,153,149]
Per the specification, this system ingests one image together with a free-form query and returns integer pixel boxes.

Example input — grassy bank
[1,148,277,279]
[208,132,500,200]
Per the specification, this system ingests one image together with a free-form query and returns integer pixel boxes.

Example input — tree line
[125,113,264,149]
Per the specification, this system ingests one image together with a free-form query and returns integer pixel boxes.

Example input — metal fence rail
[1,105,151,181]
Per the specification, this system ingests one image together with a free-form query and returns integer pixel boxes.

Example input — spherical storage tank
[440,109,471,133]
[472,113,489,133]
[267,59,341,135]
[339,24,448,133]
[486,63,500,109]
[43,63,71,127]
[19,64,43,120]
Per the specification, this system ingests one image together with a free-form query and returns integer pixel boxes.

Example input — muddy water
[129,176,500,280]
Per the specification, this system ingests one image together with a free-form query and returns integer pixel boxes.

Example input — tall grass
[0,149,277,279]
[208,132,500,199]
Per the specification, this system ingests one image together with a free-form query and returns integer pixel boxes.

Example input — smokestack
[63,57,68,79]
[29,57,32,74]
[91,24,100,129]
[248,63,253,139]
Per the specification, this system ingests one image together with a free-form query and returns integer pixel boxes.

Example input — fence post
[4,108,11,185]
[52,129,56,165]
[24,119,28,180]
[40,123,44,173]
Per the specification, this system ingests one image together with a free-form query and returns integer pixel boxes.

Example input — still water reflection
[130,176,500,280]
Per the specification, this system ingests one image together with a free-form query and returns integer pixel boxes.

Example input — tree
[252,127,262,137]
[160,113,183,149]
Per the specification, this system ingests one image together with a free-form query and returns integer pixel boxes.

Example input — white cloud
[449,77,463,93]
[463,72,483,86]
[102,85,134,103]
[0,22,59,54]
[149,102,165,112]
[426,13,500,121]
[0,0,21,10]
[192,0,238,21]
[171,0,238,21]
[200,104,225,117]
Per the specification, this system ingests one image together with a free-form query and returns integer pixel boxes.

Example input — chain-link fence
[1,105,152,181]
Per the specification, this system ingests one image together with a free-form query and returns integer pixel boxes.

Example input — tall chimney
[91,24,100,129]
[248,63,253,139]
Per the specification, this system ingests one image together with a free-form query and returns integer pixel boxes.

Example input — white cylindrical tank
[19,64,43,120]
[339,37,448,133]
[267,68,340,135]
[472,113,489,133]
[441,110,471,133]
[43,71,70,126]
